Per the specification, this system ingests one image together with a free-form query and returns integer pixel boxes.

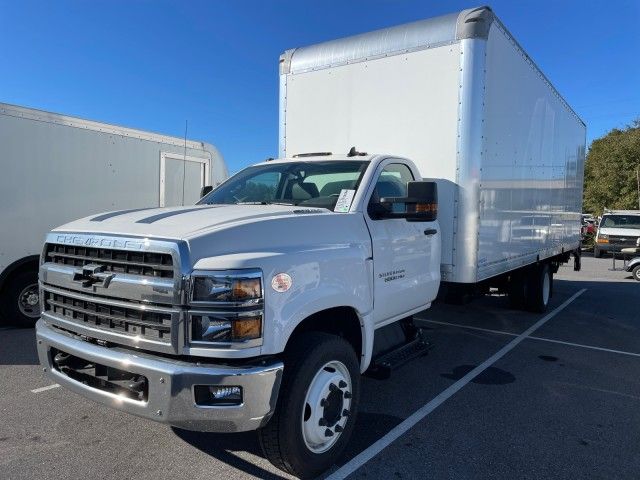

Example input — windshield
[600,215,640,229]
[198,160,369,210]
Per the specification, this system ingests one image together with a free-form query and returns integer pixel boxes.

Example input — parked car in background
[594,210,640,258]
[0,102,227,327]
[581,214,597,249]
[581,214,597,235]
[624,238,640,281]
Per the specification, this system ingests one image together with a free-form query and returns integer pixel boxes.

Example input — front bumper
[596,242,640,253]
[36,320,283,432]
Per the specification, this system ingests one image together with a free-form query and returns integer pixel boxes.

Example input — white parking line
[527,335,640,358]
[31,384,60,393]
[421,317,640,358]
[420,319,520,338]
[326,289,586,480]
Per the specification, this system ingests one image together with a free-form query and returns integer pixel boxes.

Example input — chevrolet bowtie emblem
[72,264,115,288]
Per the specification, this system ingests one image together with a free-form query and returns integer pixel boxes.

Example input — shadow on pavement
[171,411,404,480]
[171,428,290,480]
[336,411,403,463]
[0,328,39,365]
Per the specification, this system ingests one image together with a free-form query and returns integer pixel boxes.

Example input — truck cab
[36,153,440,478]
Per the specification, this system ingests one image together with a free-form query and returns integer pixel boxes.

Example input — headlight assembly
[191,313,262,343]
[191,270,262,305]
[188,269,263,348]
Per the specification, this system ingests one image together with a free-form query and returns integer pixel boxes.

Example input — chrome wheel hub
[18,283,40,318]
[302,360,352,454]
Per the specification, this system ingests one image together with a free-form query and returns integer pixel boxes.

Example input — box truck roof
[280,5,583,126]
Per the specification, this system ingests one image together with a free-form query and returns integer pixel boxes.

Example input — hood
[53,204,330,240]
[598,227,640,237]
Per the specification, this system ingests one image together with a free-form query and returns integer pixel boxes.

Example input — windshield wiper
[235,201,297,206]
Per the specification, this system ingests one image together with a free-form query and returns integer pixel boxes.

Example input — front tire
[259,332,360,479]
[594,247,603,258]
[0,269,39,328]
[632,265,640,282]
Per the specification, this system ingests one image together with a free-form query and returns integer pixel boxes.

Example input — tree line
[584,119,640,216]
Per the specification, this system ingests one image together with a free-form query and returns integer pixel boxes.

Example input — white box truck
[0,102,227,327]
[35,7,585,479]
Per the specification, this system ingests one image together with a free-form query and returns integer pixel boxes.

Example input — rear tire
[258,332,360,479]
[526,263,552,313]
[632,265,640,282]
[0,269,40,328]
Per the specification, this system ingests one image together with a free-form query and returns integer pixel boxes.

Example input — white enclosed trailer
[279,6,586,286]
[0,102,227,326]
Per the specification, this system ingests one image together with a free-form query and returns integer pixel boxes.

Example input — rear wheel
[526,263,552,313]
[0,269,40,328]
[259,332,360,479]
[632,265,640,282]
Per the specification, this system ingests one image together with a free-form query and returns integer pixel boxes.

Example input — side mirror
[200,185,214,198]
[375,181,438,222]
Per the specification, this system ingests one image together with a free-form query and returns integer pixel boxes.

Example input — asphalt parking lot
[1,255,639,480]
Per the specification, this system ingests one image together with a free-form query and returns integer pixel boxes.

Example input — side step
[366,329,432,380]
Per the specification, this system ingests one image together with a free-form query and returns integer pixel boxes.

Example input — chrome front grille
[44,289,172,342]
[40,233,187,354]
[607,235,639,247]
[45,243,174,279]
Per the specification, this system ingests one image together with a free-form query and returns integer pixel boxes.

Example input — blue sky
[1,0,638,173]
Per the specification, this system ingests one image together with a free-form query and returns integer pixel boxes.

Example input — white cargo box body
[0,102,227,277]
[279,6,586,284]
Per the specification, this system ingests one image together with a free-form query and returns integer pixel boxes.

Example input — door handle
[424,229,438,236]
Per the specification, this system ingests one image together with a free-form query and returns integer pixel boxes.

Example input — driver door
[364,160,440,326]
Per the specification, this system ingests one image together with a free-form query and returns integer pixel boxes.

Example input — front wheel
[0,269,40,328]
[259,332,360,479]
[632,265,640,282]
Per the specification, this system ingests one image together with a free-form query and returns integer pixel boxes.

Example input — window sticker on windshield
[334,189,356,213]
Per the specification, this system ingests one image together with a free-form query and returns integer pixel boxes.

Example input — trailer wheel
[258,332,360,479]
[525,264,552,313]
[0,269,39,328]
[632,265,640,282]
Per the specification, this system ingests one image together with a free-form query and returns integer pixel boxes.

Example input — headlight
[189,269,263,347]
[191,270,262,305]
[191,313,262,342]
[597,234,609,243]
